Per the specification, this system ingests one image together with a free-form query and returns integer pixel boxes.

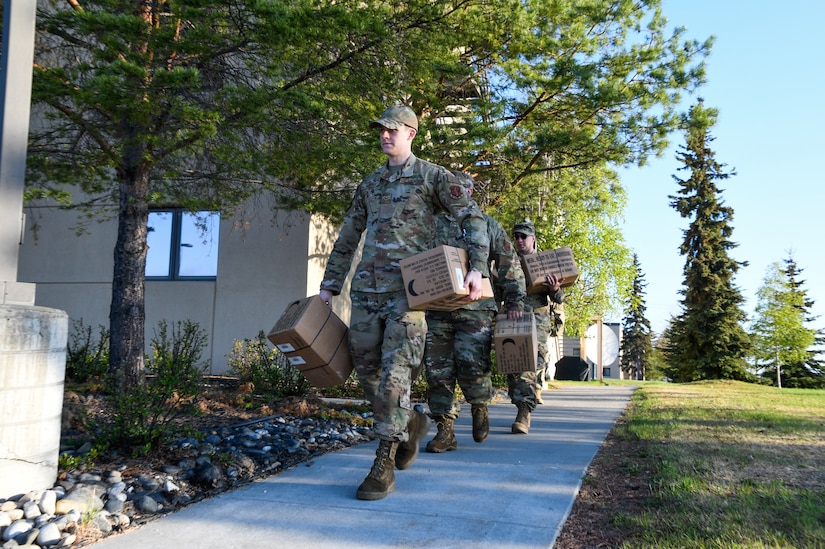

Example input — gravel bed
[0,403,374,547]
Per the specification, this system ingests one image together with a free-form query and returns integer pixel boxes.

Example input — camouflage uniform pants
[533,310,554,389]
[506,369,537,411]
[424,309,495,419]
[503,308,553,411]
[348,290,426,442]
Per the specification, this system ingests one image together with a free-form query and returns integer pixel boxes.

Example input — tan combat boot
[356,439,398,500]
[395,407,431,470]
[511,403,531,434]
[425,416,458,453]
[471,404,489,443]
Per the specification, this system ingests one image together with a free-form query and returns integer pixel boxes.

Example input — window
[146,210,219,279]
[602,367,611,378]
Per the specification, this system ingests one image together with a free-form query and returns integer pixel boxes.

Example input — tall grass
[611,380,825,548]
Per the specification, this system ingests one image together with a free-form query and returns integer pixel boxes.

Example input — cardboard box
[267,295,353,387]
[284,333,353,388]
[399,245,494,311]
[493,313,538,374]
[267,295,342,355]
[520,246,579,295]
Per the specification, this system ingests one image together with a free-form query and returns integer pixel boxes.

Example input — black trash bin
[555,356,590,381]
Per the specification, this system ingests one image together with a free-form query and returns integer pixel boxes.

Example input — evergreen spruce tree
[784,257,825,387]
[752,255,824,388]
[620,254,653,380]
[646,330,670,381]
[664,101,752,382]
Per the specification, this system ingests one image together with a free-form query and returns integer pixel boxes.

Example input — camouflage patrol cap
[369,105,418,131]
[513,220,535,236]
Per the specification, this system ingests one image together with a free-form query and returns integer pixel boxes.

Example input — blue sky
[615,1,825,337]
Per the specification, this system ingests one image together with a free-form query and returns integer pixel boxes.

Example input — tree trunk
[108,171,150,394]
[776,352,782,389]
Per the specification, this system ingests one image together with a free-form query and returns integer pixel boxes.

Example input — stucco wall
[307,214,359,326]
[18,205,114,331]
[18,200,350,374]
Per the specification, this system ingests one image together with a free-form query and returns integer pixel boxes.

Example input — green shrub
[490,351,509,388]
[103,320,208,455]
[411,367,429,400]
[58,443,102,471]
[317,370,366,400]
[227,331,310,398]
[66,319,109,383]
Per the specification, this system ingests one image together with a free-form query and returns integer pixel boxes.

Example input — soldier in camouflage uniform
[318,106,490,501]
[424,172,526,453]
[509,220,564,434]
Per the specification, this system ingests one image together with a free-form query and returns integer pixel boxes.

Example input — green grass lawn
[574,380,825,548]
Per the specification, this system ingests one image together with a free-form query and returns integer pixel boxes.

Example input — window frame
[146,208,219,281]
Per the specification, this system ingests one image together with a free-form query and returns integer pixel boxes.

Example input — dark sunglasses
[513,233,530,240]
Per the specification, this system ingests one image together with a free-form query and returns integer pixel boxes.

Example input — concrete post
[0,0,68,498]
[1,0,37,305]
[0,304,68,498]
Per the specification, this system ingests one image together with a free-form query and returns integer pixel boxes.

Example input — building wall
[589,322,622,380]
[308,213,358,325]
[18,201,350,374]
[18,205,115,332]
[561,337,583,360]
[581,322,623,379]
[560,321,623,380]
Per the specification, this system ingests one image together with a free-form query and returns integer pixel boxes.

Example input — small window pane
[178,212,219,277]
[146,211,173,277]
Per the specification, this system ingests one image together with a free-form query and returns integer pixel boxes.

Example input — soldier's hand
[543,273,561,292]
[319,289,334,311]
[507,309,523,320]
[464,269,483,301]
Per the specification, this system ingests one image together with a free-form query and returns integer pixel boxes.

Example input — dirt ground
[553,417,651,549]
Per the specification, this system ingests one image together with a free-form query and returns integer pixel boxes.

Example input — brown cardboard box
[399,245,494,311]
[267,295,353,387]
[284,333,352,388]
[493,313,538,374]
[520,246,579,295]
[267,295,341,355]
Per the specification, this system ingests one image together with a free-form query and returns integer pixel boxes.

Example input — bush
[490,351,509,388]
[103,320,208,455]
[316,370,366,400]
[66,318,109,383]
[227,331,310,399]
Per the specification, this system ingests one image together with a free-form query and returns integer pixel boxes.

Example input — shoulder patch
[450,185,464,199]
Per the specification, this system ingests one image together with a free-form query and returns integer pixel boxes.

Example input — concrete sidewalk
[93,384,635,549]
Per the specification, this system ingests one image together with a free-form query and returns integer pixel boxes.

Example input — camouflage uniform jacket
[434,212,525,313]
[321,154,490,295]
